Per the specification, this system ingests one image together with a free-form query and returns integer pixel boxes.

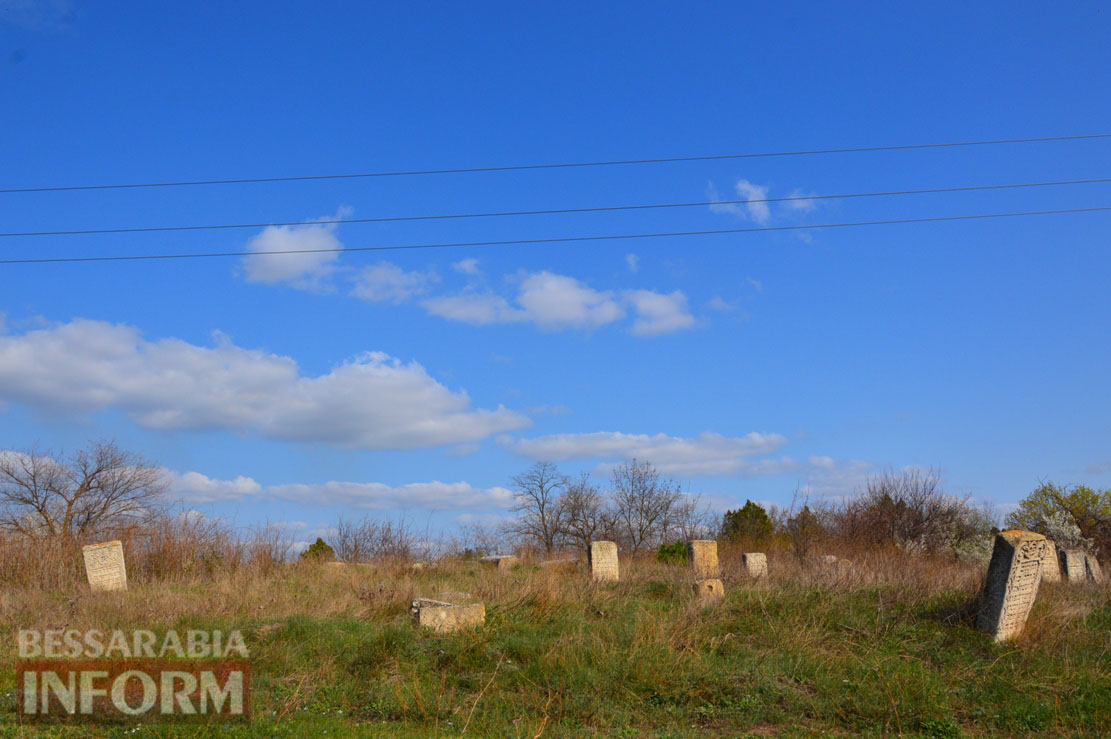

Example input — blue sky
[1,1,1109,548]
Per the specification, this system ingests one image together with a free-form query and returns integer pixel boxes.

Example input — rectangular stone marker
[1039,539,1061,583]
[82,540,127,593]
[1059,548,1089,582]
[480,555,519,569]
[692,578,724,605]
[410,598,485,633]
[741,552,768,578]
[589,541,619,582]
[977,530,1048,642]
[1085,554,1103,583]
[687,540,719,579]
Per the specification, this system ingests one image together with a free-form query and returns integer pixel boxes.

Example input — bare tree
[558,473,611,552]
[334,516,418,562]
[508,461,568,554]
[670,491,715,541]
[0,442,165,539]
[609,459,682,552]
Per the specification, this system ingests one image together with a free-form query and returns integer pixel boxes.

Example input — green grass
[1,564,1108,737]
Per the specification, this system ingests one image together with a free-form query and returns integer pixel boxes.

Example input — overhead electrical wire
[1,205,1107,265]
[1,177,1107,239]
[2,133,1108,195]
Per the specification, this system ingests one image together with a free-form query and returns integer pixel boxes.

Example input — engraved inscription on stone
[82,540,128,593]
[977,530,1047,642]
[687,540,719,579]
[741,553,768,578]
[589,541,619,582]
[1039,539,1061,583]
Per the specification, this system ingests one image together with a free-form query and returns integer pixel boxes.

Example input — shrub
[300,537,336,561]
[657,540,689,564]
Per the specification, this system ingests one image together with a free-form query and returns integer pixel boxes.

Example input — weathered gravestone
[820,555,853,578]
[1085,554,1103,583]
[410,598,485,633]
[481,554,519,569]
[977,530,1048,642]
[1059,548,1089,582]
[687,540,720,579]
[589,541,619,582]
[1039,539,1061,583]
[741,552,768,578]
[82,540,127,592]
[692,578,725,605]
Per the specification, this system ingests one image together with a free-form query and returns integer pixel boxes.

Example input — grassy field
[1,549,1109,737]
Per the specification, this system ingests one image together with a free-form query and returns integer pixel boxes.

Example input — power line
[1,205,1106,265]
[2,177,1108,239]
[3,134,1109,195]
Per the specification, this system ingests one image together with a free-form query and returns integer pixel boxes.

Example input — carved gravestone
[687,540,720,579]
[741,553,768,578]
[1059,548,1088,582]
[977,530,1048,642]
[1039,539,1061,583]
[692,578,725,605]
[410,598,485,633]
[82,540,128,592]
[588,541,619,582]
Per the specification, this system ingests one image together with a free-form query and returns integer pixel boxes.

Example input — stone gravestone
[1059,548,1089,582]
[410,598,485,633]
[82,540,127,592]
[741,553,768,578]
[1085,554,1103,583]
[1039,539,1061,583]
[687,540,720,579]
[480,555,519,569]
[976,530,1048,642]
[589,541,619,582]
[692,578,725,605]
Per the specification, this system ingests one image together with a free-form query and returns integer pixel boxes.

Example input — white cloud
[0,318,528,449]
[422,293,527,325]
[708,296,737,313]
[516,272,625,329]
[783,189,818,213]
[423,271,625,331]
[510,431,792,476]
[625,253,640,273]
[624,289,695,335]
[165,470,262,504]
[733,179,771,224]
[266,480,515,510]
[351,261,437,303]
[452,258,481,275]
[241,215,346,289]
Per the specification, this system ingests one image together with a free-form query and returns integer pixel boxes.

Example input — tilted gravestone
[410,598,485,633]
[1085,554,1103,583]
[977,530,1048,642]
[687,540,720,579]
[1039,539,1061,583]
[588,541,619,582]
[82,540,128,592]
[692,578,725,605]
[1059,548,1089,582]
[741,552,768,578]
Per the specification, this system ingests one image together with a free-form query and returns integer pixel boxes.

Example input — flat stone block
[82,540,127,592]
[411,599,485,633]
